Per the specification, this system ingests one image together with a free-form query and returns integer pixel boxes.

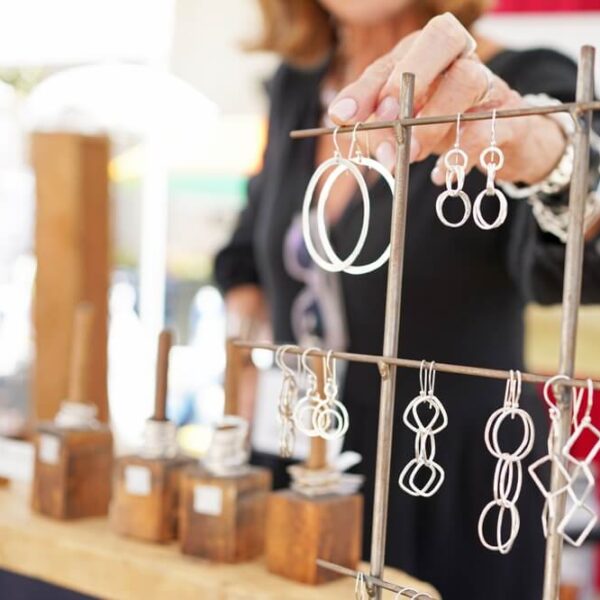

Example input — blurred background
[0,0,599,592]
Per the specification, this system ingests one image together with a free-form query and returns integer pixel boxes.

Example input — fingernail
[431,165,445,186]
[376,96,399,120]
[409,138,421,163]
[375,141,395,171]
[329,98,358,123]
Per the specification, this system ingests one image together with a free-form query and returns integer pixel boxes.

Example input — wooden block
[265,490,363,585]
[31,423,112,519]
[111,455,194,543]
[32,132,110,423]
[179,465,271,562]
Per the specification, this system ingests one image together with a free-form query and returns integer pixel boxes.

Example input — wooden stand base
[31,423,113,519]
[111,455,194,543]
[179,465,272,562]
[265,490,363,585]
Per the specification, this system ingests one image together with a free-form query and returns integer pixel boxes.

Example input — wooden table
[0,483,438,600]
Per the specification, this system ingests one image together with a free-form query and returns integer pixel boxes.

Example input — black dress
[215,48,600,600]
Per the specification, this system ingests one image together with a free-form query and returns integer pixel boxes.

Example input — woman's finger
[411,59,511,163]
[379,13,476,112]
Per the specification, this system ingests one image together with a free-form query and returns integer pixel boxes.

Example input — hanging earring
[528,375,579,538]
[302,127,371,273]
[313,350,349,440]
[354,572,368,600]
[398,361,447,497]
[557,379,599,546]
[435,113,472,228]
[473,109,508,230]
[478,371,534,554]
[292,348,323,437]
[275,345,299,458]
[316,122,395,275]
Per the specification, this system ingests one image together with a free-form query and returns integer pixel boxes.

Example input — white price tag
[39,434,60,465]
[193,485,222,516]
[124,465,152,496]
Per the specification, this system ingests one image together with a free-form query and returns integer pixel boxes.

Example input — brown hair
[251,0,494,67]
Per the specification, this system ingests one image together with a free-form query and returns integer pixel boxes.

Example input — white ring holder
[54,401,98,429]
[140,419,178,459]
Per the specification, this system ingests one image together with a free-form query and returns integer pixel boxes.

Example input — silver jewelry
[528,375,579,538]
[316,123,395,275]
[275,345,299,457]
[292,348,323,438]
[473,109,508,230]
[557,379,599,547]
[355,572,368,600]
[478,371,535,554]
[302,127,371,272]
[398,361,447,498]
[312,350,349,440]
[435,113,472,228]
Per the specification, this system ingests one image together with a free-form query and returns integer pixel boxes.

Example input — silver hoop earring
[478,371,534,554]
[302,127,371,272]
[316,123,395,275]
[473,109,508,230]
[435,113,472,228]
[313,350,349,440]
[398,361,447,497]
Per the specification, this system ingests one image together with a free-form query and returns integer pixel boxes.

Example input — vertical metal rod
[369,73,415,599]
[542,45,595,600]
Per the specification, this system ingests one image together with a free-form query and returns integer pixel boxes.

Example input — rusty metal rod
[290,100,600,139]
[542,45,596,600]
[233,341,600,391]
[316,559,440,600]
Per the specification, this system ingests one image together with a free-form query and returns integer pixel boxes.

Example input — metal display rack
[235,45,600,599]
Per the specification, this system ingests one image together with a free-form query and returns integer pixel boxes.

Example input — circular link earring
[302,127,371,272]
[473,109,508,230]
[313,350,349,440]
[292,348,323,437]
[435,113,472,228]
[316,123,395,275]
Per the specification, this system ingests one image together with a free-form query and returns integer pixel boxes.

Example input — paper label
[124,465,152,496]
[39,434,60,465]
[193,485,222,516]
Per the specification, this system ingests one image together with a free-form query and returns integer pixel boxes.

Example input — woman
[215,2,600,598]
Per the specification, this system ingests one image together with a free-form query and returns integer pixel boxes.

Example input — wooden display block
[179,465,272,562]
[31,424,112,519]
[111,455,194,543]
[265,490,363,585]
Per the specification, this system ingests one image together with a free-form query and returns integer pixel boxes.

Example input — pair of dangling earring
[435,110,508,230]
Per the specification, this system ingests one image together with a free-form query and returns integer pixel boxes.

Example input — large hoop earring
[302,127,371,272]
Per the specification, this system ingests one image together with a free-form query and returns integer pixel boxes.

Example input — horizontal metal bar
[316,559,440,599]
[233,340,600,390]
[289,100,600,139]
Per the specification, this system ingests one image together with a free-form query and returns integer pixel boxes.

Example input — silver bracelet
[500,94,600,243]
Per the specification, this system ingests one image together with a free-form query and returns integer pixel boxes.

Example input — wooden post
[32,132,110,423]
[153,330,173,421]
[224,338,242,416]
[67,304,95,404]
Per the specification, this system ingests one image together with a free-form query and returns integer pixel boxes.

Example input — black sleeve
[499,49,600,305]
[213,171,264,294]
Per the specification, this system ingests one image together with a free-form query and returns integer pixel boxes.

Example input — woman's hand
[328,12,566,186]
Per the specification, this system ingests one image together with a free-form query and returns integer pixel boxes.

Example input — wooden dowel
[306,356,327,471]
[153,330,173,421]
[289,100,600,139]
[67,303,95,404]
[233,341,600,390]
[224,338,242,416]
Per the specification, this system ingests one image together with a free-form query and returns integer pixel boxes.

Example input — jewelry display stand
[179,344,272,563]
[265,358,363,585]
[32,304,113,519]
[111,330,194,543]
[235,46,600,599]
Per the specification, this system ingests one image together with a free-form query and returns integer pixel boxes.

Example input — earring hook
[301,347,320,379]
[324,349,336,381]
[490,108,497,147]
[332,126,342,157]
[349,122,362,159]
[276,344,298,378]
[454,112,462,149]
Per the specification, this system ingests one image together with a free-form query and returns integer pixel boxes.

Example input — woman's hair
[251,0,493,66]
